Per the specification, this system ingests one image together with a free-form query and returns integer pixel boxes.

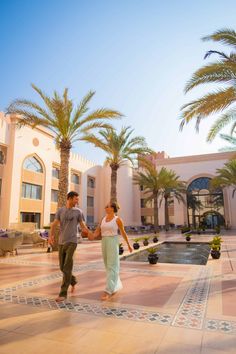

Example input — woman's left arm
[116,217,133,253]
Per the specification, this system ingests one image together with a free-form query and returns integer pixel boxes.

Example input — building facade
[1,113,236,229]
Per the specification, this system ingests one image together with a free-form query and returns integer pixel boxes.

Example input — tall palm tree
[82,126,152,202]
[158,169,186,230]
[7,84,122,207]
[186,193,203,228]
[211,159,236,197]
[180,29,236,141]
[133,159,161,232]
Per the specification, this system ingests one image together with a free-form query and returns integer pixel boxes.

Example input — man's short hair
[67,191,79,199]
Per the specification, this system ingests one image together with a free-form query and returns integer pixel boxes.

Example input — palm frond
[31,84,56,115]
[181,88,236,128]
[202,28,236,49]
[204,50,231,61]
[79,108,122,127]
[184,62,236,93]
[71,91,95,125]
[206,108,236,141]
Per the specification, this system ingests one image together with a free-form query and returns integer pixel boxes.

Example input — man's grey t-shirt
[55,207,84,245]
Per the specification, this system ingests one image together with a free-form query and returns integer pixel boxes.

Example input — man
[49,191,90,302]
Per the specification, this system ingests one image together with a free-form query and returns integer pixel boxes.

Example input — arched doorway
[187,177,225,229]
[202,211,225,229]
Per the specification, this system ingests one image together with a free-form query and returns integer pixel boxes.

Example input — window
[23,156,43,173]
[51,189,58,202]
[140,199,145,208]
[141,216,147,225]
[87,196,94,207]
[0,151,5,164]
[50,214,55,223]
[87,176,95,188]
[52,167,60,179]
[20,212,41,228]
[87,215,94,224]
[22,183,42,200]
[0,178,2,196]
[71,173,80,184]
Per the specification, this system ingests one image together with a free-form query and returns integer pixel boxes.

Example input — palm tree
[7,84,122,207]
[158,169,186,230]
[211,159,236,197]
[133,159,160,232]
[82,126,152,202]
[186,193,203,228]
[180,29,236,142]
[133,160,181,232]
[218,133,236,151]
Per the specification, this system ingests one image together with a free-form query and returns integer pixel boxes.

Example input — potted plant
[143,236,150,246]
[147,247,158,264]
[210,236,223,259]
[119,243,124,255]
[133,238,140,250]
[153,234,159,243]
[185,233,191,242]
[210,244,221,259]
[215,225,221,234]
[181,226,190,234]
[196,227,201,235]
[211,236,222,249]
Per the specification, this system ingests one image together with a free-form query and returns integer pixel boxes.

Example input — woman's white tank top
[101,216,118,237]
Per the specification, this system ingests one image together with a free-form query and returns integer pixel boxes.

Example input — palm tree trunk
[164,195,169,231]
[110,164,119,203]
[187,208,190,227]
[58,144,71,208]
[153,194,159,232]
[193,208,196,229]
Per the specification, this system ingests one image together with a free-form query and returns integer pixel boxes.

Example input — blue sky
[1,0,236,164]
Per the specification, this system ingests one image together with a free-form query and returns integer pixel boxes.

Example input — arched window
[23,156,43,173]
[187,176,224,228]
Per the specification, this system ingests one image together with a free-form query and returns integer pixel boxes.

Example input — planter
[119,246,124,255]
[211,250,221,259]
[148,253,158,264]
[186,236,191,242]
[133,242,140,250]
[143,240,149,246]
[153,237,158,243]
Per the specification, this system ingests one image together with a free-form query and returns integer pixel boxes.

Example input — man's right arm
[49,219,60,245]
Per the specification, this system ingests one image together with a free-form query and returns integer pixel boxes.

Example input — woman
[91,202,133,301]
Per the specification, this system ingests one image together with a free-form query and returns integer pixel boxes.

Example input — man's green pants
[58,242,77,298]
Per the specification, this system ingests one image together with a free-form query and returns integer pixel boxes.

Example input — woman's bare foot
[100,292,111,301]
[55,296,66,302]
[71,282,77,293]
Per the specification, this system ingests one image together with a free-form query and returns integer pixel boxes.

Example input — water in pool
[122,242,211,265]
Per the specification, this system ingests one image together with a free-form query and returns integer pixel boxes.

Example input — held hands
[87,230,95,240]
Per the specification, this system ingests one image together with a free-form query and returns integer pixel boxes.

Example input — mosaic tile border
[1,286,236,335]
[172,268,211,329]
[0,292,173,325]
[2,253,235,333]
[205,318,236,334]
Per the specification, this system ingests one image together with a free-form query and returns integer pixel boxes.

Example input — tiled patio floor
[1,232,236,353]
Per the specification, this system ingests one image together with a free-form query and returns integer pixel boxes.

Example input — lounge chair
[0,231,23,256]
